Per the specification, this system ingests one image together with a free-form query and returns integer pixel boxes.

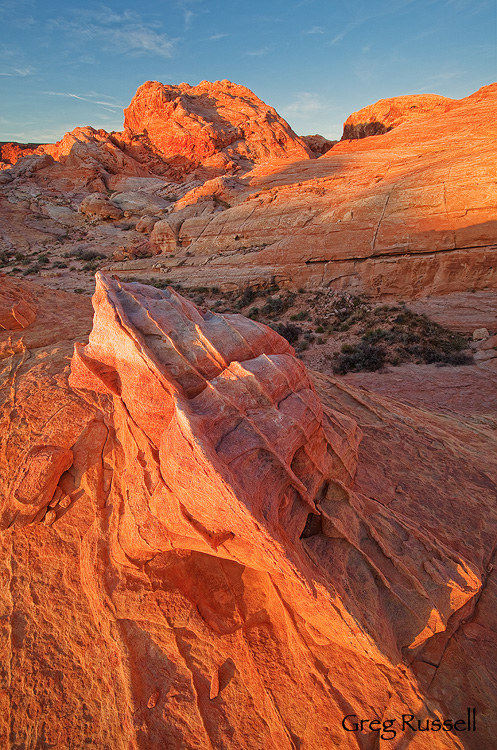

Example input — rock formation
[1,275,496,748]
[138,83,497,297]
[1,81,497,300]
[342,84,497,140]
[122,80,313,177]
[342,93,455,139]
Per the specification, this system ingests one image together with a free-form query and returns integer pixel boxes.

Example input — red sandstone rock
[2,81,497,301]
[135,82,497,297]
[1,276,496,748]
[342,83,497,140]
[342,93,455,139]
[0,141,40,166]
[122,80,313,177]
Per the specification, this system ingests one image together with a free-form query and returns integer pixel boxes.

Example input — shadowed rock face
[1,276,496,748]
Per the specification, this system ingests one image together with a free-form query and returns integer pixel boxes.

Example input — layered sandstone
[1,276,496,748]
[1,81,497,300]
[136,83,497,297]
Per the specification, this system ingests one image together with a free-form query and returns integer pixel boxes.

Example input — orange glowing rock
[1,276,497,748]
[123,79,313,175]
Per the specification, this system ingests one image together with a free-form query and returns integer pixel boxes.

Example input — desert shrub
[333,342,387,375]
[436,352,474,366]
[235,287,257,309]
[290,310,309,321]
[0,251,12,268]
[22,264,41,275]
[271,323,302,344]
[65,249,105,261]
[52,261,68,269]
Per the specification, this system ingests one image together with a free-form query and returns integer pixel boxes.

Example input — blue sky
[0,0,495,143]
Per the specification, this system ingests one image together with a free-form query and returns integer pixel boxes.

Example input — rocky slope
[1,275,496,748]
[1,81,496,300]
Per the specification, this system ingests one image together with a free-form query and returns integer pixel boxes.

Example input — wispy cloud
[304,25,325,35]
[48,8,178,58]
[245,48,270,57]
[42,91,125,110]
[281,92,327,117]
[0,47,34,77]
[0,65,33,77]
[415,67,462,92]
[209,32,228,41]
[176,0,207,30]
[329,0,416,45]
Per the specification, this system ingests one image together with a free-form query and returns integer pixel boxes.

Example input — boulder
[473,327,490,340]
[110,191,169,215]
[79,194,123,220]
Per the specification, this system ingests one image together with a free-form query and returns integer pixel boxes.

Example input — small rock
[472,327,489,341]
[43,509,57,526]
[136,215,159,234]
[79,194,123,221]
[474,349,497,362]
[147,690,160,709]
[209,668,220,700]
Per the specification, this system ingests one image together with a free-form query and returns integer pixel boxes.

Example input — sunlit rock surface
[1,82,497,299]
[1,276,496,748]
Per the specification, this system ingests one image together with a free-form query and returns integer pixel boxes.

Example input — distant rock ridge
[342,83,497,139]
[1,79,313,182]
[1,81,497,300]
